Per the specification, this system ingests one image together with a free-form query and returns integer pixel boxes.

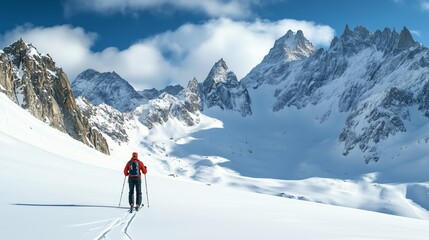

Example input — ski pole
[119,176,127,207]
[144,174,150,207]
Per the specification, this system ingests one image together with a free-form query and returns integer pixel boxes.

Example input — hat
[132,152,138,157]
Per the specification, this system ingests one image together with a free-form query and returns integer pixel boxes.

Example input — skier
[123,152,147,211]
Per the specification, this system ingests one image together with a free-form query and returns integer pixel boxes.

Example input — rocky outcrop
[340,87,414,163]
[140,78,202,129]
[201,58,252,116]
[77,97,130,144]
[0,39,109,155]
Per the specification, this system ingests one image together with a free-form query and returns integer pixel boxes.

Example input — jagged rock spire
[342,24,353,36]
[397,26,416,49]
[201,58,252,116]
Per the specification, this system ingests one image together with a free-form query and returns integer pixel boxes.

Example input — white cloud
[144,18,334,87]
[410,30,421,37]
[0,19,335,90]
[422,1,429,11]
[64,0,254,18]
[1,25,97,75]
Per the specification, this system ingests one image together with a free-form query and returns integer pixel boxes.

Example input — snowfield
[2,92,429,239]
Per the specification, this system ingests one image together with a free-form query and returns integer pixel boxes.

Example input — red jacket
[124,157,147,177]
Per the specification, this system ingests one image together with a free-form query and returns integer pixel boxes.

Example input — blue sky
[0,0,428,90]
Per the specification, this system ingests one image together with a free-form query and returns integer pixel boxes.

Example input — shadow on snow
[11,203,129,209]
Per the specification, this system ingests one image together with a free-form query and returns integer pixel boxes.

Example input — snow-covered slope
[1,92,429,239]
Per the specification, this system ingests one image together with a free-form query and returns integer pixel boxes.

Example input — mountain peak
[263,29,315,64]
[0,41,110,155]
[80,68,99,75]
[342,24,353,36]
[296,30,304,39]
[72,69,145,112]
[1,39,52,71]
[340,25,370,40]
[11,38,27,50]
[354,25,370,38]
[397,26,416,49]
[285,30,294,38]
[214,58,228,70]
[201,59,251,116]
[206,58,231,84]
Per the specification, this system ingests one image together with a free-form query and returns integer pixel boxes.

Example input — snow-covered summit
[265,29,315,64]
[242,29,315,88]
[204,58,231,84]
[72,69,146,112]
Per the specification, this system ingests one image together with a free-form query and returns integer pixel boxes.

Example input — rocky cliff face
[77,97,131,144]
[201,58,252,116]
[0,39,109,155]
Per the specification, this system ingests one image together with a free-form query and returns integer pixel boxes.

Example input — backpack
[129,161,139,176]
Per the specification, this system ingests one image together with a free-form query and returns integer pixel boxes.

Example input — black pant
[128,177,142,206]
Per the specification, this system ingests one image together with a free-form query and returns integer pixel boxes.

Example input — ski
[129,204,144,213]
[135,204,144,212]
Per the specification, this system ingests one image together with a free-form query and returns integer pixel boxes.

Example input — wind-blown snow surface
[2,95,429,239]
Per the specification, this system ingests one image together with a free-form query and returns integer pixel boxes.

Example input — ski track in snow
[94,210,138,240]
[122,212,137,240]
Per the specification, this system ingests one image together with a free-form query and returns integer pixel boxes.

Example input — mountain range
[71,25,429,167]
